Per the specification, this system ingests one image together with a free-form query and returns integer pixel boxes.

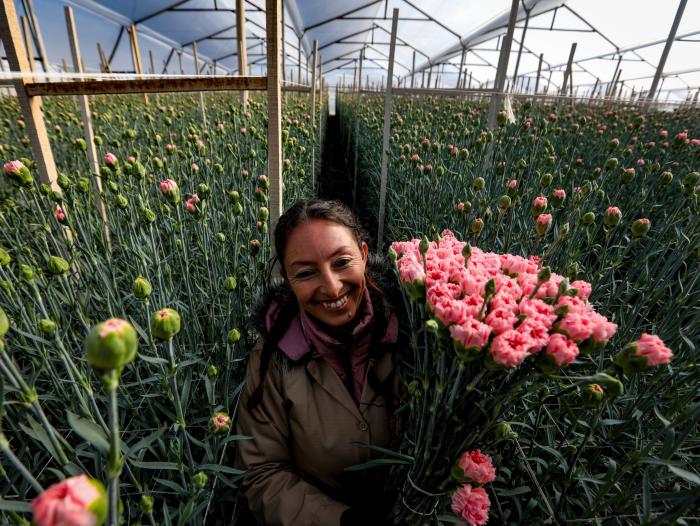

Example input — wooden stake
[192,41,207,124]
[129,24,148,104]
[97,42,111,73]
[236,0,248,109]
[318,56,323,155]
[20,15,34,73]
[64,6,110,246]
[22,0,49,74]
[376,8,399,251]
[0,0,59,190]
[266,0,283,238]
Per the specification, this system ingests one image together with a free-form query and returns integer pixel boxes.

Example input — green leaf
[197,463,245,476]
[127,427,167,458]
[130,459,182,471]
[498,486,531,497]
[351,443,415,462]
[344,458,411,471]
[138,353,168,366]
[668,465,700,486]
[0,498,31,512]
[435,514,463,523]
[66,410,109,454]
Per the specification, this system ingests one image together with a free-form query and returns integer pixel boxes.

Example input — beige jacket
[235,338,399,526]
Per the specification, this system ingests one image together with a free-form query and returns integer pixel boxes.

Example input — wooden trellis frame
[0,0,295,239]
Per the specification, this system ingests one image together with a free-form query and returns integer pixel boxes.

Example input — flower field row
[0,91,320,524]
[339,94,700,524]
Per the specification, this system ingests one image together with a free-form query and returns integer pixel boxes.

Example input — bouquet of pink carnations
[384,230,672,525]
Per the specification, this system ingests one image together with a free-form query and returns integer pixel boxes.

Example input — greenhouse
[0,0,698,525]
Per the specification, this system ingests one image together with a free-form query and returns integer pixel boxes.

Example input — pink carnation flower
[635,333,672,366]
[32,475,104,526]
[103,152,117,165]
[517,318,550,353]
[486,307,517,335]
[490,329,531,368]
[507,179,517,189]
[451,484,490,526]
[553,188,566,199]
[458,450,496,484]
[159,178,178,194]
[449,317,492,350]
[54,206,66,223]
[570,280,592,300]
[3,160,24,174]
[589,312,617,344]
[546,333,579,366]
[558,312,594,342]
[533,196,548,208]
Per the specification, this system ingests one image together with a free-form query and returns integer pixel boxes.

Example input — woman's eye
[294,270,314,279]
[336,257,353,267]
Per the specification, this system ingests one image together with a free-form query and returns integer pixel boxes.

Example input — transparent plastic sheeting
[5,0,700,100]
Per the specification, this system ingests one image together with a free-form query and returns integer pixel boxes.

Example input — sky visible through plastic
[3,0,699,101]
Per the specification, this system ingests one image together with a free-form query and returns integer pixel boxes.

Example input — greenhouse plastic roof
[5,0,700,101]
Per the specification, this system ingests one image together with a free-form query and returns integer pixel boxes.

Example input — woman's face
[283,219,368,328]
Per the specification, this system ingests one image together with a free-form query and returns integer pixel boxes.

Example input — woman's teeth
[321,294,348,310]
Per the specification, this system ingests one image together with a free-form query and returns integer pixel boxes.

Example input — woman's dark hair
[273,199,369,273]
[247,199,383,414]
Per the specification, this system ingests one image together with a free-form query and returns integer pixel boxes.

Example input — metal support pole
[20,15,34,73]
[358,47,364,92]
[512,5,530,87]
[318,56,323,162]
[410,49,415,88]
[64,6,110,246]
[456,47,465,89]
[560,42,576,96]
[534,52,543,94]
[376,8,399,251]
[266,0,283,237]
[646,0,687,103]
[236,0,248,109]
[487,0,519,129]
[298,32,302,85]
[22,0,48,75]
[310,40,318,190]
[606,55,622,96]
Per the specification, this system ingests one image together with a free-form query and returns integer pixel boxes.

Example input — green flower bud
[581,211,595,226]
[0,307,8,338]
[207,365,219,379]
[424,319,439,332]
[47,256,70,275]
[659,171,673,186]
[388,247,397,263]
[605,157,618,170]
[133,276,153,299]
[151,308,181,341]
[589,373,624,398]
[493,422,517,440]
[227,328,241,344]
[196,183,211,199]
[472,177,485,191]
[419,236,430,255]
[192,471,208,489]
[462,243,472,260]
[116,194,128,210]
[139,495,154,515]
[85,318,138,371]
[224,276,237,291]
[77,177,90,194]
[603,207,622,228]
[233,202,243,216]
[141,208,156,223]
[257,207,269,222]
[540,173,553,188]
[0,248,10,266]
[57,173,71,190]
[497,195,511,211]
[20,264,34,281]
[210,412,231,435]
[682,171,699,187]
[39,318,57,336]
[471,218,484,236]
[537,266,551,284]
[216,232,226,243]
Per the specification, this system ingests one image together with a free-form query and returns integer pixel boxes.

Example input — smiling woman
[234,199,407,526]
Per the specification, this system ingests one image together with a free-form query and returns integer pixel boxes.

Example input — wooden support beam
[20,15,34,73]
[310,39,318,189]
[25,76,267,96]
[487,0,519,129]
[376,8,399,251]
[318,56,323,156]
[1,0,58,191]
[236,0,248,108]
[64,6,110,246]
[192,40,207,124]
[97,42,111,73]
[129,23,148,104]
[266,0,283,239]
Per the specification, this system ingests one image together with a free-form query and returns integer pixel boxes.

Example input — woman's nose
[319,268,343,298]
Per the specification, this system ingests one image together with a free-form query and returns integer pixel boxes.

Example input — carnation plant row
[0,91,321,524]
[339,95,699,524]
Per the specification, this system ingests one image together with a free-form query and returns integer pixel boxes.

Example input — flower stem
[105,369,121,526]
[0,432,43,494]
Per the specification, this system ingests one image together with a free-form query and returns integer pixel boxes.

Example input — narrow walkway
[319,115,352,205]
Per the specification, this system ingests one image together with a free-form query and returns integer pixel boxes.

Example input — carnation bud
[196,183,211,199]
[471,218,484,236]
[589,373,624,398]
[493,422,517,440]
[497,195,511,212]
[581,383,605,408]
[227,328,241,344]
[47,256,69,275]
[605,157,618,170]
[485,278,496,296]
[257,207,269,222]
[462,243,472,260]
[558,223,570,238]
[39,319,57,336]
[20,264,34,281]
[631,218,650,238]
[224,276,237,291]
[249,239,261,256]
[419,236,430,255]
[424,319,439,332]
[0,307,8,338]
[151,308,181,340]
[472,177,485,191]
[0,248,11,266]
[85,318,138,371]
[210,412,231,435]
[141,208,156,223]
[682,171,699,187]
[139,495,154,515]
[537,266,551,284]
[388,247,398,262]
[581,211,595,226]
[621,167,635,184]
[539,173,553,188]
[659,171,673,186]
[133,276,153,299]
[192,471,208,489]
[603,207,622,227]
[535,214,552,237]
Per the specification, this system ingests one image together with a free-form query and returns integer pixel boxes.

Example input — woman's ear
[361,241,368,262]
